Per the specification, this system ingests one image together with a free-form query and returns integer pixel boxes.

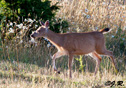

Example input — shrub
[0,0,59,21]
[0,0,68,43]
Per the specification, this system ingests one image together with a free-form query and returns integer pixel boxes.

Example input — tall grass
[55,0,126,32]
[0,0,126,87]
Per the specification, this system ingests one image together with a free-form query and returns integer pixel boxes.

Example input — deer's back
[61,31,105,55]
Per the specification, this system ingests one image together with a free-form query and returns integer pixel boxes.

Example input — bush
[0,0,59,21]
[0,0,68,43]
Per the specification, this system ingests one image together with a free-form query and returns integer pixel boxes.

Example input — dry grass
[0,61,125,88]
[0,0,126,88]
[54,0,126,32]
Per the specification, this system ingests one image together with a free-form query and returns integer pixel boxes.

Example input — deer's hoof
[57,71,60,74]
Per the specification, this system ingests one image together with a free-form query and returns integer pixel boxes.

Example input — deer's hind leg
[96,47,118,74]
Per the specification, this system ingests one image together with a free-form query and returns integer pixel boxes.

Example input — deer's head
[31,20,49,38]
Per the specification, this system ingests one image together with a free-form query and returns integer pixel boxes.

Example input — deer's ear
[40,21,44,25]
[45,20,49,27]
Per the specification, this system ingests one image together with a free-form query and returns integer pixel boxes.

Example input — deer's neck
[45,30,62,47]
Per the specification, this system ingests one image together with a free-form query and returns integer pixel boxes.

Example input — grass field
[0,0,126,88]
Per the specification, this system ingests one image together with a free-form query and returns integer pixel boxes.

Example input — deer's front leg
[68,54,74,78]
[88,52,101,75]
[52,52,64,73]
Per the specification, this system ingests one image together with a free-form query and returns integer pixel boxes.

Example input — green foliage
[0,0,69,42]
[50,18,69,33]
[0,0,60,21]
[75,55,85,72]
[115,28,126,53]
[0,0,12,20]
[106,28,126,56]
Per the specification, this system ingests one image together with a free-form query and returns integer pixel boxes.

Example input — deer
[31,20,118,78]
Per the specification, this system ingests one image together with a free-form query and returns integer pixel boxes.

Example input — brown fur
[47,31,105,55]
[93,52,102,61]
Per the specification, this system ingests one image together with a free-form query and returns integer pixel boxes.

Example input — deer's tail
[99,28,110,33]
